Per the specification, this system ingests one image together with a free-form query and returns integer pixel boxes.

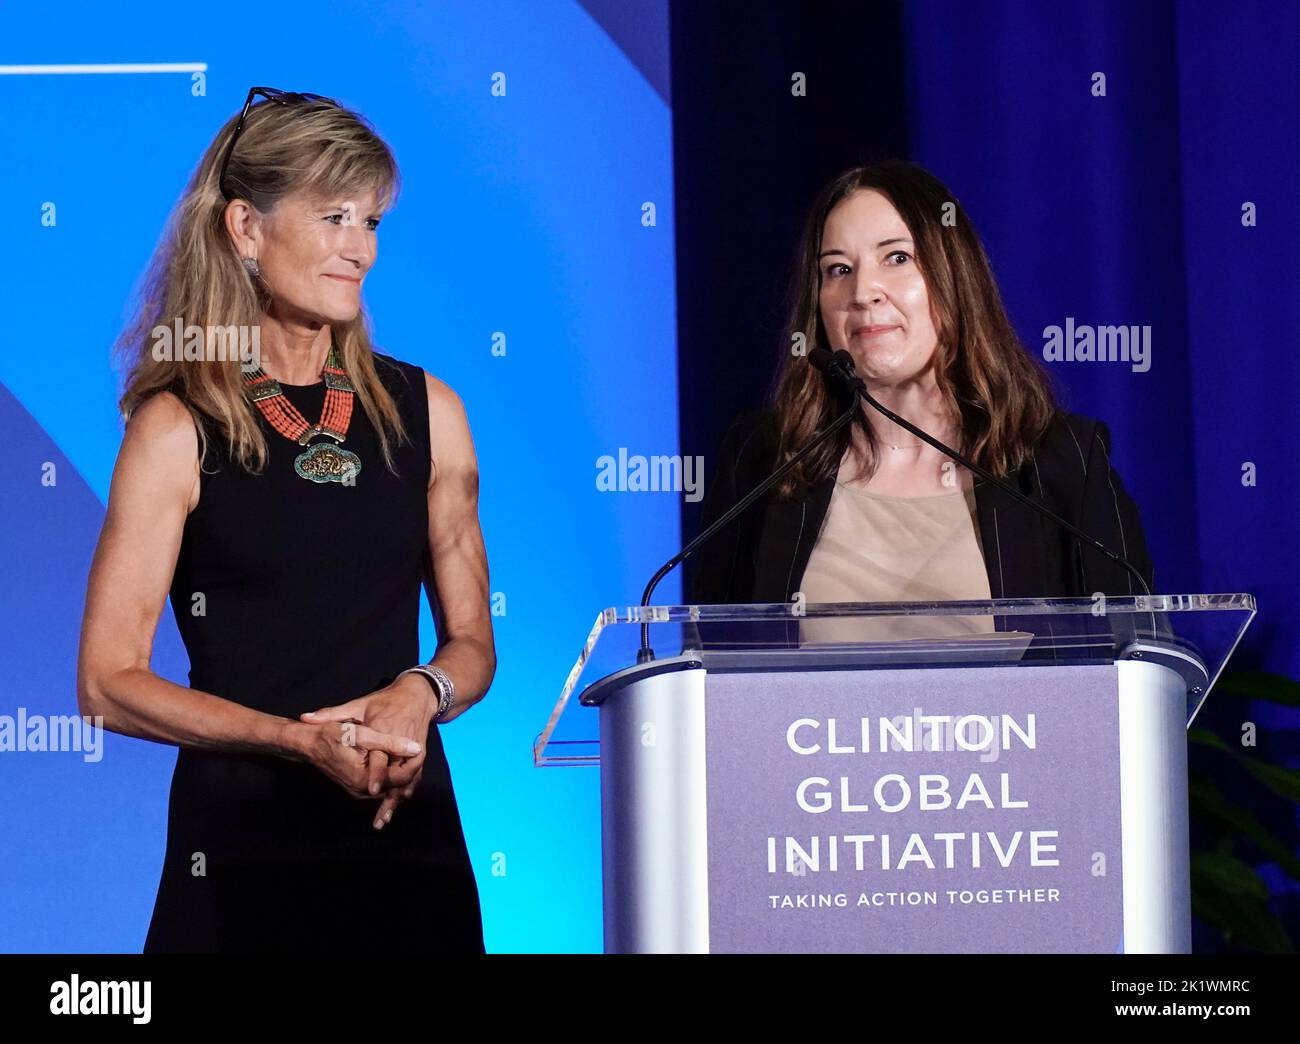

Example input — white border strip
[0,63,207,75]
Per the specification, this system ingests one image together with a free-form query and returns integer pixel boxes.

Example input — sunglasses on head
[218,87,338,202]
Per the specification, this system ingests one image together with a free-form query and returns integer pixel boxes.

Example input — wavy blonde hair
[772,159,1059,497]
[116,93,408,473]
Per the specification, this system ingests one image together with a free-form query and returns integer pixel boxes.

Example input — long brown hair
[772,159,1058,496]
[115,93,408,473]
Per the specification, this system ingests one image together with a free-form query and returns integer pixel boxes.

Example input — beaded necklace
[243,348,362,484]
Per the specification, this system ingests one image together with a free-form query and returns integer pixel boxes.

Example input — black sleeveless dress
[144,352,484,953]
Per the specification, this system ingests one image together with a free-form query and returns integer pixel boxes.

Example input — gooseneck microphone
[635,347,1151,665]
[635,350,859,663]
[814,346,1151,599]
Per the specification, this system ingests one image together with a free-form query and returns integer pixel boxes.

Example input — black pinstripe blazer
[688,409,1157,606]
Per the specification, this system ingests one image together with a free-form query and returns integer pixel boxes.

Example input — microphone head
[809,347,864,393]
[832,349,858,376]
[808,347,836,374]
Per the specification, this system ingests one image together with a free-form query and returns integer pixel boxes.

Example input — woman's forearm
[428,635,496,723]
[77,665,306,760]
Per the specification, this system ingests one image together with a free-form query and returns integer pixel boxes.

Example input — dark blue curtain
[906,0,1299,671]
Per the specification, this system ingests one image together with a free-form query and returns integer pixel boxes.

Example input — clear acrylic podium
[535,595,1255,954]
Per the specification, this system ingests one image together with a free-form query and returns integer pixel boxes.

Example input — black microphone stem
[636,398,858,662]
[830,354,1151,600]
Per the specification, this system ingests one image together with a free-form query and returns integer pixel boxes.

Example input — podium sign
[704,664,1123,953]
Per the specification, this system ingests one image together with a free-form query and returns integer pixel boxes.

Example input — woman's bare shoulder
[117,391,201,508]
[421,369,464,409]
[419,371,477,495]
[421,370,472,433]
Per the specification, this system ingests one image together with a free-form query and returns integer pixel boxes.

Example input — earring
[241,257,261,278]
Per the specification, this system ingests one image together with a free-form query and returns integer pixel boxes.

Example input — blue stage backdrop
[0,0,675,953]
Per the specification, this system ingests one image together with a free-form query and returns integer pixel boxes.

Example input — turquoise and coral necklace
[243,348,363,484]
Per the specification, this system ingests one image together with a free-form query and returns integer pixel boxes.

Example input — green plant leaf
[1188,776,1300,883]
[1191,852,1294,953]
[1188,727,1233,754]
[1213,670,1300,707]
[1188,726,1300,802]
[1237,759,1300,804]
[1191,886,1294,953]
[1191,851,1270,900]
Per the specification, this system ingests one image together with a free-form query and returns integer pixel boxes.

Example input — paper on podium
[697,629,1036,670]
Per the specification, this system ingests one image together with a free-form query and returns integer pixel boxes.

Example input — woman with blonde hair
[691,159,1156,637]
[78,88,494,952]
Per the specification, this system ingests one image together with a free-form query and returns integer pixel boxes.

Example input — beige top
[798,480,995,642]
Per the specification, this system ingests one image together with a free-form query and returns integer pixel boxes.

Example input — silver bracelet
[398,664,456,721]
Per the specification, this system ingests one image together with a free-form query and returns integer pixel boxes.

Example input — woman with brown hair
[690,159,1156,634]
[76,88,494,952]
